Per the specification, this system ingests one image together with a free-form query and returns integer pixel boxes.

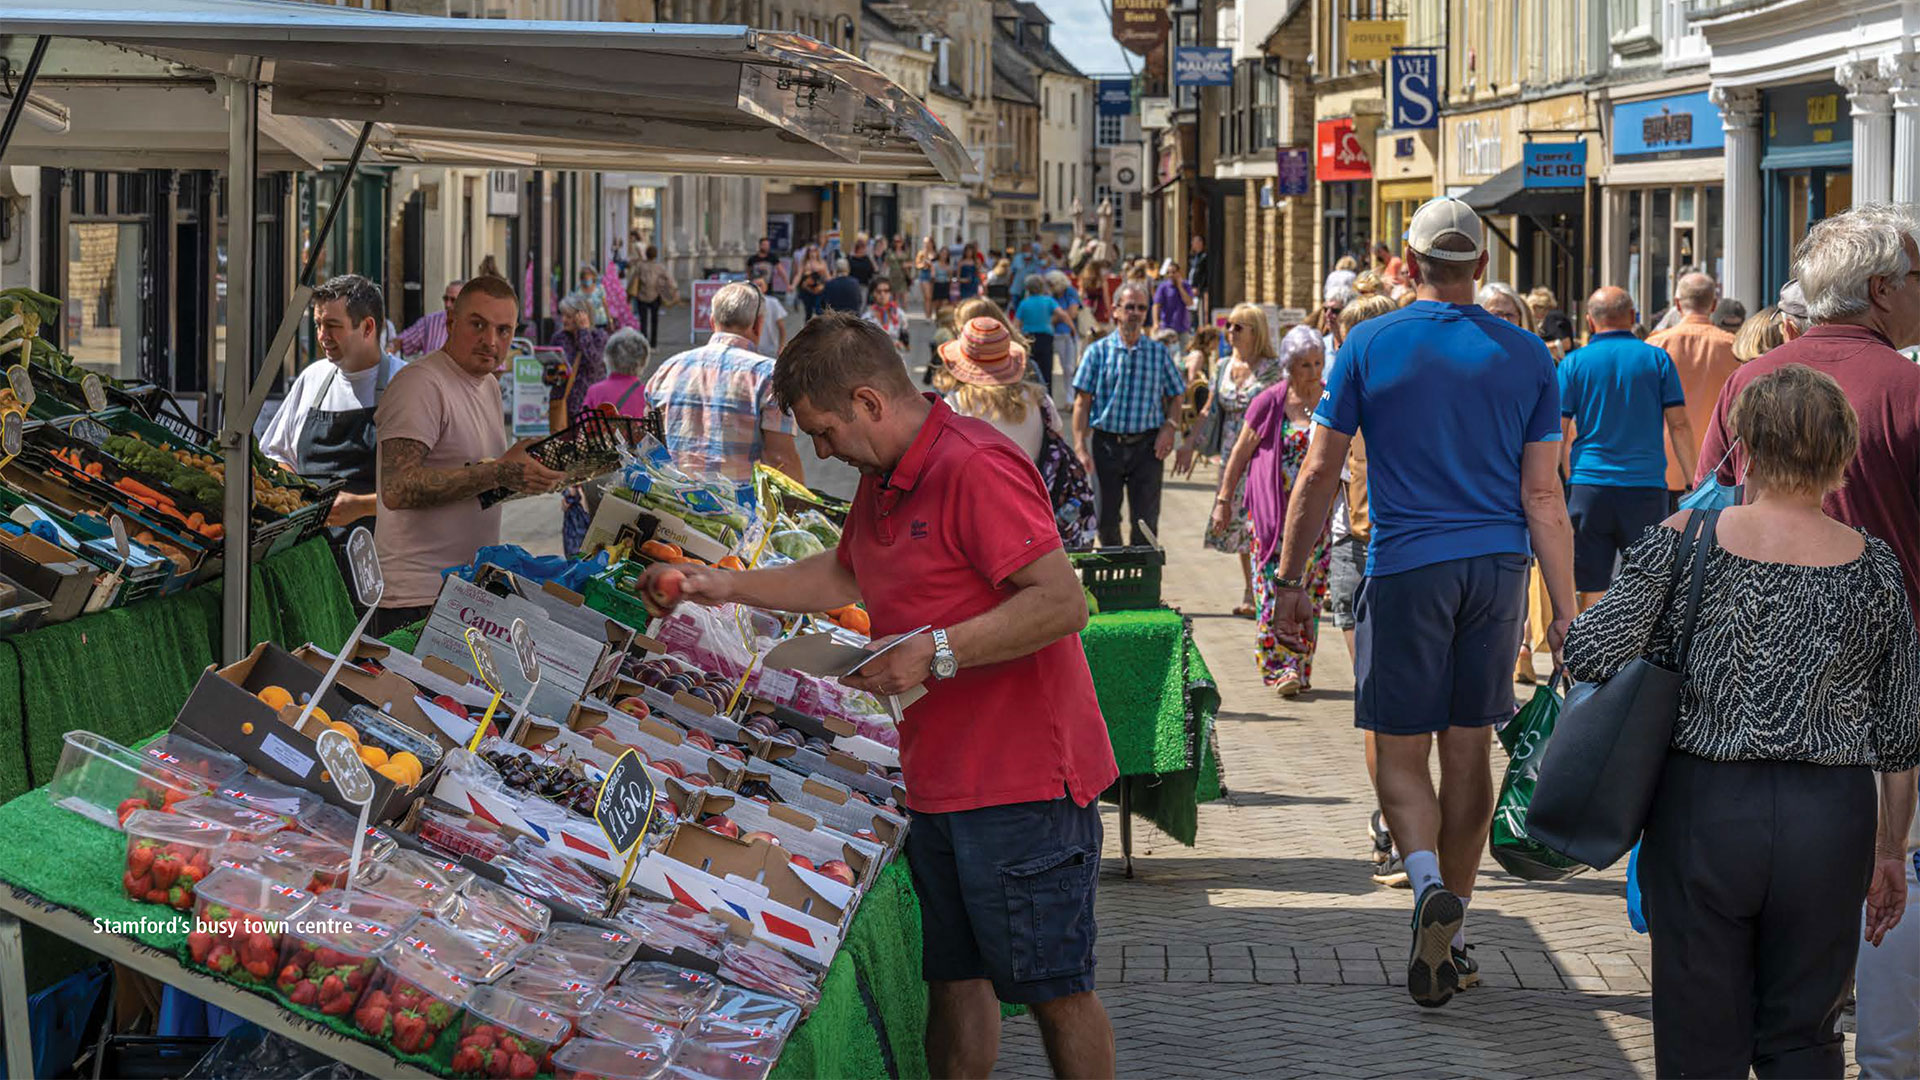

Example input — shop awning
[1458,163,1584,218]
[0,0,969,183]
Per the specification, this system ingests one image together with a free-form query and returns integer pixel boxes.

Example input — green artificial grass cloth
[1081,609,1225,846]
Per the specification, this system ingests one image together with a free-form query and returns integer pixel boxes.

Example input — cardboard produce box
[414,567,635,720]
[291,642,466,753]
[631,826,846,966]
[582,492,733,564]
[171,642,430,822]
[567,702,744,789]
[734,758,904,849]
[689,790,883,890]
[0,530,99,624]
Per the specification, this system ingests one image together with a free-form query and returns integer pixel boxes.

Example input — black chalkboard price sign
[594,749,657,887]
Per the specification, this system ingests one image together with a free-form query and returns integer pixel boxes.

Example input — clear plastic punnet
[273,913,403,1015]
[395,918,522,984]
[50,730,206,829]
[121,808,229,909]
[552,1035,675,1080]
[171,795,289,844]
[138,731,247,786]
[356,942,474,1057]
[186,866,314,990]
[450,984,575,1079]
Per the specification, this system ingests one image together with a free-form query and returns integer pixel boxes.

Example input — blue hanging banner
[1387,52,1438,130]
[1173,46,1233,87]
[1276,147,1311,197]
[1097,79,1133,117]
[1522,142,1588,188]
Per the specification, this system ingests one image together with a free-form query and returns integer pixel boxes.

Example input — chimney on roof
[937,37,950,85]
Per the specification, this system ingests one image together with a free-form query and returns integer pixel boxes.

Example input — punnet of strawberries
[450,984,572,1079]
[122,809,229,909]
[186,868,314,987]
[274,914,402,1017]
[358,944,473,1058]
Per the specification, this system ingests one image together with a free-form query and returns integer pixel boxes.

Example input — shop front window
[1649,188,1671,313]
[66,222,147,381]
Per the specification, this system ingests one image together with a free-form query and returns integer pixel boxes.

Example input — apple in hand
[701,815,740,839]
[642,567,687,617]
[817,860,857,887]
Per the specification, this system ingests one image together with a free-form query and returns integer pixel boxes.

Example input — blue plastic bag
[1626,840,1648,933]
[443,545,609,594]
[27,961,108,1078]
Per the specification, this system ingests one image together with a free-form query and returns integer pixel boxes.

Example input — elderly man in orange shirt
[1646,271,1739,507]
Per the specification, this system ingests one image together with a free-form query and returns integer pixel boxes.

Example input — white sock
[1404,850,1442,898]
[1452,897,1470,950]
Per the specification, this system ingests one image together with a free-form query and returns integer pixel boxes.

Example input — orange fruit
[357,745,389,768]
[389,751,423,785]
[328,720,359,745]
[256,686,293,710]
[375,762,411,786]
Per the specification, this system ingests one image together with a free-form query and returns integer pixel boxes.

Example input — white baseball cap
[1406,197,1486,262]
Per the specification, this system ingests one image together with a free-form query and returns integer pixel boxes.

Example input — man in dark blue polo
[1558,286,1694,610]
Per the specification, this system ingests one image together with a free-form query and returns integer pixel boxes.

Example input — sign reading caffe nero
[1610,92,1725,162]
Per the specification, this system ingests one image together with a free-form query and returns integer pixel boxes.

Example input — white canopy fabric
[1,0,968,182]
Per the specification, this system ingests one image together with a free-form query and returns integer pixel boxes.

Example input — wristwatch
[1274,575,1305,590]
[930,628,959,679]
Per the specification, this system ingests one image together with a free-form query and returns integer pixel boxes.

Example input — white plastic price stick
[503,617,543,744]
[298,527,384,734]
[464,627,506,752]
[314,728,377,903]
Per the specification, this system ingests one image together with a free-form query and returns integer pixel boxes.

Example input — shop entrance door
[1765,166,1851,299]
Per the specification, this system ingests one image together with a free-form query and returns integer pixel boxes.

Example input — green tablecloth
[1081,608,1224,846]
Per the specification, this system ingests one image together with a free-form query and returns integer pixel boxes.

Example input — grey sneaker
[1452,944,1480,989]
[1407,885,1464,1008]
[1371,853,1410,888]
[1369,810,1393,864]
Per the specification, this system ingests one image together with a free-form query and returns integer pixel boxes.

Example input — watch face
[933,653,958,679]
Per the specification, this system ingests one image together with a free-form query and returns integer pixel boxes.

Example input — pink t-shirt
[581,373,648,418]
[373,350,508,607]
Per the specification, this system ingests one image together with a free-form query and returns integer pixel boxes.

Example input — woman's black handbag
[1526,508,1719,870]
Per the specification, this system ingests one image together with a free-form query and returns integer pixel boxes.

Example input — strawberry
[451,1047,484,1075]
[321,991,355,1016]
[344,967,368,993]
[209,946,237,974]
[115,798,147,825]
[289,979,319,1007]
[145,888,169,904]
[354,1002,387,1037]
[168,885,191,911]
[149,855,181,889]
[278,964,303,987]
[392,1010,427,1054]
[178,864,205,885]
[507,1051,537,1080]
[425,1000,453,1029]
[496,1035,523,1056]
[188,852,209,875]
[393,985,422,1011]
[123,871,151,898]
[315,946,345,968]
[247,932,275,960]
[127,844,155,875]
[187,931,213,964]
[244,958,273,980]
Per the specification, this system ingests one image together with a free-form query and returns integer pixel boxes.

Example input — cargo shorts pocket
[1001,844,1098,983]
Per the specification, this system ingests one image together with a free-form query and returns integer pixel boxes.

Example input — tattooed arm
[379,437,566,510]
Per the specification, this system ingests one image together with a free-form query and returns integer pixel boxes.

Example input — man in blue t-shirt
[1557,286,1694,610]
[1268,197,1576,1010]
[1014,276,1070,389]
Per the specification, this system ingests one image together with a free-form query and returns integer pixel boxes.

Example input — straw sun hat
[938,317,1028,386]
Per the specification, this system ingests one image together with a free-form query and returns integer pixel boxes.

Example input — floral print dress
[1202,359,1279,555]
[1252,416,1332,687]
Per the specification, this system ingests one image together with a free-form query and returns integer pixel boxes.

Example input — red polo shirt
[836,397,1118,814]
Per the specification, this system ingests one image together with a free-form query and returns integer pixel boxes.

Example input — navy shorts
[1354,553,1529,735]
[905,795,1102,1004]
[1567,484,1669,592]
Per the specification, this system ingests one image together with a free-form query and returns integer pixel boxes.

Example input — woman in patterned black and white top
[1564,364,1920,1080]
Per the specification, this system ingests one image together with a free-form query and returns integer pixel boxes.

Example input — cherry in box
[122,809,228,909]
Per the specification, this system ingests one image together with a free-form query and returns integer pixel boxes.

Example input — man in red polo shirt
[638,311,1119,1079]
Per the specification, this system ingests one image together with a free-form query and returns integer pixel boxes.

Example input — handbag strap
[1672,508,1721,670]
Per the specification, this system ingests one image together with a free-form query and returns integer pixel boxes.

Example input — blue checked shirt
[1072,331,1186,434]
[644,332,796,481]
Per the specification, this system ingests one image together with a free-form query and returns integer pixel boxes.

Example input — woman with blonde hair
[1732,305,1787,362]
[1353,269,1386,297]
[1183,325,1223,387]
[1180,304,1284,616]
[1526,284,1576,357]
[1476,282,1536,332]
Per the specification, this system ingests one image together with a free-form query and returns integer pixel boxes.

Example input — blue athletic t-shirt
[1015,294,1061,336]
[1558,330,1685,488]
[1315,300,1561,576]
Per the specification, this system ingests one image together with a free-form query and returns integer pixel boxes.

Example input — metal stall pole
[0,36,51,164]
[221,59,260,664]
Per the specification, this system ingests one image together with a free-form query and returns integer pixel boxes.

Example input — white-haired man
[645,281,805,483]
[1696,203,1920,1079]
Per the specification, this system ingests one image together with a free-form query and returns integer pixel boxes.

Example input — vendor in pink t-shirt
[580,326,652,419]
[370,276,566,638]
[635,313,1119,1080]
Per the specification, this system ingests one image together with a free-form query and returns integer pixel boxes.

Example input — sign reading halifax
[1098,79,1133,117]
[1173,46,1233,87]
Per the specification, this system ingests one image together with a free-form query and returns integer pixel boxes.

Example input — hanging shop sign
[1140,97,1172,130]
[1276,147,1312,196]
[1316,118,1372,182]
[1765,81,1849,152]
[1387,52,1439,130]
[1611,91,1724,161]
[1173,47,1234,87]
[1112,0,1169,56]
[1098,79,1134,117]
[1344,20,1407,63]
[1522,142,1588,188]
[486,170,519,217]
[1110,145,1144,192]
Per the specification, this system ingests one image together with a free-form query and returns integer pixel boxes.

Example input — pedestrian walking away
[1177,305,1282,617]
[1558,286,1694,611]
[1268,195,1576,1009]
[645,281,806,483]
[1072,282,1186,548]
[634,312,1120,1079]
[1566,365,1920,1080]
[1648,271,1741,507]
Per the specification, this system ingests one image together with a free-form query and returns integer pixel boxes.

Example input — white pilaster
[1712,85,1764,310]
[1890,54,1920,204]
[1839,58,1896,206]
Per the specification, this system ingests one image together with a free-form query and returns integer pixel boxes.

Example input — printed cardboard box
[631,826,846,966]
[688,790,882,890]
[414,568,634,721]
[733,757,904,850]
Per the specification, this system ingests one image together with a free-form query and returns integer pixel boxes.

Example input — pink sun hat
[938,317,1029,386]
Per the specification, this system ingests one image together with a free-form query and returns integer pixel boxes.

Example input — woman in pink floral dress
[1210,325,1331,697]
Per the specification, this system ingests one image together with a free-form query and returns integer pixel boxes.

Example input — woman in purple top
[1210,324,1331,697]
[1152,259,1195,338]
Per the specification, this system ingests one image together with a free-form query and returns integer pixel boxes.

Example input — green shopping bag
[1491,676,1587,882]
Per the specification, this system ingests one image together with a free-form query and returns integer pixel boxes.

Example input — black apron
[293,361,391,530]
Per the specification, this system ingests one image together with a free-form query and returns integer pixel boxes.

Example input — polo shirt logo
[910,519,930,540]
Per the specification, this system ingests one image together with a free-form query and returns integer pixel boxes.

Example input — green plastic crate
[583,566,654,633]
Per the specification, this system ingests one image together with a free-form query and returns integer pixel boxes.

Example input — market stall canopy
[1456,163,1584,219]
[0,0,968,182]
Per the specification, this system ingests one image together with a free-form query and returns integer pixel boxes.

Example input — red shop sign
[1316,118,1372,181]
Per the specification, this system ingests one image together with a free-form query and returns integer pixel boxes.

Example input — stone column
[1890,54,1920,204]
[1712,85,1764,310]
[1838,58,1895,206]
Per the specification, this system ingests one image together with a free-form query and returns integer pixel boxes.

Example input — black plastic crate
[1074,546,1165,612]
[478,412,650,508]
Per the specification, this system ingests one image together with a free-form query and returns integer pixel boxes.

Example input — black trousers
[1640,750,1877,1079]
[1029,332,1056,391]
[1091,430,1164,548]
[633,298,661,343]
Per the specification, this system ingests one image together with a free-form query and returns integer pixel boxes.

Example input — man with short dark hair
[1558,286,1694,610]
[373,276,567,637]
[1271,196,1576,1009]
[746,237,778,279]
[638,312,1118,1079]
[1072,282,1185,547]
[263,273,405,530]
[395,279,463,358]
